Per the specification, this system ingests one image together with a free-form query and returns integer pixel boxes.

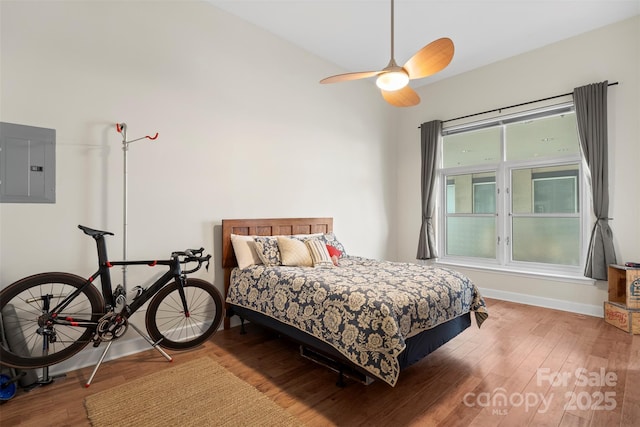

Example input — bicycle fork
[177,274,191,318]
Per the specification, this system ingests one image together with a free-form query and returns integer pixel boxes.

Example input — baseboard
[479,287,603,318]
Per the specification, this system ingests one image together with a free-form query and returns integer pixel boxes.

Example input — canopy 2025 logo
[463,367,618,415]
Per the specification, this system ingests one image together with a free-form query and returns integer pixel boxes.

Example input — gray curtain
[573,81,617,280]
[417,120,441,260]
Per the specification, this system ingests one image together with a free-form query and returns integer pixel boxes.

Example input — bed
[221,217,488,387]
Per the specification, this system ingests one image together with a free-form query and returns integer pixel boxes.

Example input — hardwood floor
[1,298,638,426]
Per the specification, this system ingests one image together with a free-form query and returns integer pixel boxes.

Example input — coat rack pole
[120,123,129,291]
[115,123,158,292]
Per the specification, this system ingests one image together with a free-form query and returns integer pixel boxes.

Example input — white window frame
[437,103,591,280]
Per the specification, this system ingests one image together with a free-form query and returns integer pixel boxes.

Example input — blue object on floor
[0,374,17,400]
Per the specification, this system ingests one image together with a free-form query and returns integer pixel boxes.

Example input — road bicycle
[0,225,223,386]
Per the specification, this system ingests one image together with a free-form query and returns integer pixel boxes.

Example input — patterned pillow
[305,239,334,268]
[291,233,323,241]
[253,237,281,266]
[321,233,347,257]
[278,237,313,267]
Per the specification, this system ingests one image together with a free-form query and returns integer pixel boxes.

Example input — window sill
[433,260,597,286]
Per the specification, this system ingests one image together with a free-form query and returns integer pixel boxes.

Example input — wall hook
[116,123,158,145]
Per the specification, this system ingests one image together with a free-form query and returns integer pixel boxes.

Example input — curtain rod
[419,81,618,128]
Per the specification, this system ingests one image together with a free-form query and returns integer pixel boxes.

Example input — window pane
[512,165,579,214]
[474,182,496,214]
[533,176,577,213]
[506,112,579,161]
[443,127,501,168]
[446,184,455,214]
[446,217,496,258]
[446,172,496,214]
[512,217,580,265]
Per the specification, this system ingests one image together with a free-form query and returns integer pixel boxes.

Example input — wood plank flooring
[1,298,638,426]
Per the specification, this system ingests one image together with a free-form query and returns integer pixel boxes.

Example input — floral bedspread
[227,257,488,386]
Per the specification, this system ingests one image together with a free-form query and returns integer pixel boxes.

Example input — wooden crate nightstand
[604,265,640,334]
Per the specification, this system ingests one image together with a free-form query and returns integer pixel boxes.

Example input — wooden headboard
[221,217,333,329]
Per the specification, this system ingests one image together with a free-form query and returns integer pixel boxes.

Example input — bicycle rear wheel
[0,273,104,369]
[145,278,223,350]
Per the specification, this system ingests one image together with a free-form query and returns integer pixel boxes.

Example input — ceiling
[208,0,639,87]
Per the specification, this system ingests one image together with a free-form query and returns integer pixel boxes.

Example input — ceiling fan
[319,0,454,107]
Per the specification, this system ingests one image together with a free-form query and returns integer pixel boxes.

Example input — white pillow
[230,234,262,269]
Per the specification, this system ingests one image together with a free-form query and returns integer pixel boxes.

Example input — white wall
[395,16,640,315]
[0,0,398,284]
[0,1,397,369]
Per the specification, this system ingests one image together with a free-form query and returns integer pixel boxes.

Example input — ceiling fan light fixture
[319,0,454,106]
[376,70,409,91]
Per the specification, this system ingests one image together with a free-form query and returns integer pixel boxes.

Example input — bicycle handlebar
[172,248,211,274]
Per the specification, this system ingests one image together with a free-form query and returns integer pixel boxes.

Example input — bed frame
[221,217,471,385]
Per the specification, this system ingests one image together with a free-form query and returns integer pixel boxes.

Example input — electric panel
[0,122,56,203]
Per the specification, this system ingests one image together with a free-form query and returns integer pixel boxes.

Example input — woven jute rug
[84,357,303,427]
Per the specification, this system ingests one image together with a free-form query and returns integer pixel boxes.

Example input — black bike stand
[85,322,173,387]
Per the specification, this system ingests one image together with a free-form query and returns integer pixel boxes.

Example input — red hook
[115,123,157,143]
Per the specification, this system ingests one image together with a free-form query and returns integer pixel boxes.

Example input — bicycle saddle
[78,225,114,237]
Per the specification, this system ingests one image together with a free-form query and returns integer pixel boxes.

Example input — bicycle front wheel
[0,272,104,369]
[145,278,223,350]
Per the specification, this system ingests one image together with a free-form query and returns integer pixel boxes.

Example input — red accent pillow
[326,245,342,258]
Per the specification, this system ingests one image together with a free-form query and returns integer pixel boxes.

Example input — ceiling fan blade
[381,86,420,107]
[320,70,382,84]
[403,37,454,80]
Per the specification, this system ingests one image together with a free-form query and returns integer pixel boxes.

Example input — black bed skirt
[228,305,471,382]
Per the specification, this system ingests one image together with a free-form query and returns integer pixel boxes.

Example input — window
[445,172,497,259]
[439,104,587,276]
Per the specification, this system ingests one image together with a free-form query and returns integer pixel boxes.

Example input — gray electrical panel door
[0,122,56,203]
